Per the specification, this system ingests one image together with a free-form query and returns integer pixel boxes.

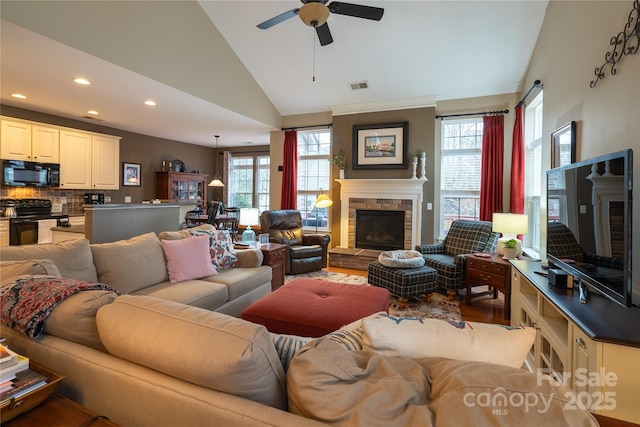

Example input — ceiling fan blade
[257,8,299,29]
[316,23,333,46]
[328,2,384,21]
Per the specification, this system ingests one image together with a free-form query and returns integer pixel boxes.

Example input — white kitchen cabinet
[52,229,85,244]
[0,118,59,162]
[59,130,120,189]
[1,120,30,160]
[31,125,60,162]
[0,220,9,247]
[59,130,92,189]
[91,134,120,189]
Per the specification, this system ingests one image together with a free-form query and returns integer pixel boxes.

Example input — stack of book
[0,343,47,404]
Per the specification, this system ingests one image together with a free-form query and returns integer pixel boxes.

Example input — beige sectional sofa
[0,226,272,317]
[0,229,600,426]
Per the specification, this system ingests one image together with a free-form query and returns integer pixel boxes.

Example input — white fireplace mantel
[336,179,427,249]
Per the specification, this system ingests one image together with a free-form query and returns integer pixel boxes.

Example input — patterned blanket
[1,275,120,338]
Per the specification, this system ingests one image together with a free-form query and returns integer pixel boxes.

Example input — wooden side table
[3,393,118,426]
[465,254,512,319]
[259,243,287,291]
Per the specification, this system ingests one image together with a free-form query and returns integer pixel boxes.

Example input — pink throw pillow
[161,234,218,283]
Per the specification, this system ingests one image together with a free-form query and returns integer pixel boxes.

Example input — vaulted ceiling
[1,1,548,148]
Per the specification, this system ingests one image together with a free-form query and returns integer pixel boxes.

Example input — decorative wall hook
[590,0,639,88]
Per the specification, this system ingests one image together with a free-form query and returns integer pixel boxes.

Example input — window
[524,92,543,252]
[439,119,483,238]
[228,154,270,212]
[296,129,331,231]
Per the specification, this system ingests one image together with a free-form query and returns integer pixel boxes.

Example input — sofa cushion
[190,229,239,270]
[131,280,229,311]
[425,358,599,427]
[44,290,118,350]
[96,295,287,409]
[0,239,98,282]
[91,232,168,294]
[270,333,313,372]
[287,338,433,425]
[0,259,61,280]
[160,234,218,283]
[1,275,120,338]
[158,226,239,270]
[156,224,216,241]
[206,266,272,300]
[362,316,535,369]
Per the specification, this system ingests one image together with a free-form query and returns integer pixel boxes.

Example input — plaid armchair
[415,220,499,296]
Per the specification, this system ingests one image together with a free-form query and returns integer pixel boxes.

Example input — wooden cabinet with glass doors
[156,171,207,206]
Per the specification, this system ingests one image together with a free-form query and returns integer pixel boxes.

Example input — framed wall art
[551,121,576,168]
[123,162,141,187]
[352,122,408,169]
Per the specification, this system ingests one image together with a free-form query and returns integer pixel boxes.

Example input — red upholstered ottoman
[241,278,389,337]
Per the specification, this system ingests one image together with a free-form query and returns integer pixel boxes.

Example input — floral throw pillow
[190,229,239,270]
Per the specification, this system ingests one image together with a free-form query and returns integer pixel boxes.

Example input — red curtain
[479,115,504,221]
[510,106,525,214]
[280,130,298,209]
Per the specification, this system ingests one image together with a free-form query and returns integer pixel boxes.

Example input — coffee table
[241,278,389,337]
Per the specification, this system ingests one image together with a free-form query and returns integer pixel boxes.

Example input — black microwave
[2,160,60,187]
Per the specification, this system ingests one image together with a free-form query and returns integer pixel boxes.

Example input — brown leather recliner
[259,210,330,275]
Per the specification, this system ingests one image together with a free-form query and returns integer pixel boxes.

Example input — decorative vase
[339,169,345,179]
[502,247,518,260]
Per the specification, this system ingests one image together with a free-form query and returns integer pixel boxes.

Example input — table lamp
[492,213,528,257]
[239,208,260,244]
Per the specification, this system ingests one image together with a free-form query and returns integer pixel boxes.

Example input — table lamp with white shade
[239,208,260,244]
[492,213,528,257]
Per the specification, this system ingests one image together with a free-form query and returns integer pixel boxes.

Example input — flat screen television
[546,149,634,307]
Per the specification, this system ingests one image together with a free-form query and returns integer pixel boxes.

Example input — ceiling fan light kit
[299,2,330,27]
[257,1,384,46]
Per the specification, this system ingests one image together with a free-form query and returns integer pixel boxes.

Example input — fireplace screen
[355,210,405,250]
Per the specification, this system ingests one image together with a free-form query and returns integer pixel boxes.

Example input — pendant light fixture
[208,135,225,187]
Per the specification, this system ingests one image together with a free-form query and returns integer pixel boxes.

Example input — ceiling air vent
[350,81,368,90]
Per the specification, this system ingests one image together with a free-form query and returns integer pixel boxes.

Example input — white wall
[523,0,639,294]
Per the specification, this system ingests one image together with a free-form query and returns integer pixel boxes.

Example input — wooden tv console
[510,260,640,424]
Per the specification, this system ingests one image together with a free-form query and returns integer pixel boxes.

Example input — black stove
[1,198,69,245]
[2,198,56,218]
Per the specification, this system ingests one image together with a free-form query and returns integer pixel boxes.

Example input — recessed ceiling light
[11,93,27,99]
[143,100,157,106]
[87,110,99,115]
[74,78,91,85]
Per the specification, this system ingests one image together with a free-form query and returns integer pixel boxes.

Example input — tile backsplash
[0,187,112,217]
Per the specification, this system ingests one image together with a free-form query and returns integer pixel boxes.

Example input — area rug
[285,271,461,321]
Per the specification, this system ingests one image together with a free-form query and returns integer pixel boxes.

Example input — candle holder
[419,156,427,180]
[411,159,418,179]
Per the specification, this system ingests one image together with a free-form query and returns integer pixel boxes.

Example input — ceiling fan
[257,1,384,46]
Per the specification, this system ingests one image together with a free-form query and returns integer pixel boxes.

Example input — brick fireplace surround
[329,179,426,270]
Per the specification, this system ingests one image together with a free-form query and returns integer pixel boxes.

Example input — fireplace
[355,210,405,250]
[337,179,427,250]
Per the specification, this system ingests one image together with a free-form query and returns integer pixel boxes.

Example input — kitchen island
[51,224,85,243]
[84,203,181,243]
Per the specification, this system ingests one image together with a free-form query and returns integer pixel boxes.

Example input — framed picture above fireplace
[352,122,408,169]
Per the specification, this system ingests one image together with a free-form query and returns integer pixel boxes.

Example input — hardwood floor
[326,266,510,325]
